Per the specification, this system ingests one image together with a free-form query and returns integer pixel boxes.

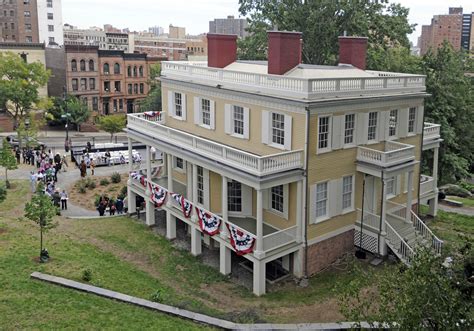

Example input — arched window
[127,65,131,77]
[80,59,86,71]
[139,66,144,77]
[71,59,77,72]
[114,63,120,75]
[133,66,137,77]
[89,59,94,71]
[103,63,109,74]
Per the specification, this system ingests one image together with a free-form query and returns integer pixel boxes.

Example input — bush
[77,180,87,194]
[100,178,110,186]
[458,181,474,194]
[120,185,127,197]
[88,181,96,190]
[84,177,95,188]
[111,172,121,183]
[81,268,92,282]
[0,185,6,203]
[150,289,165,303]
[440,184,472,198]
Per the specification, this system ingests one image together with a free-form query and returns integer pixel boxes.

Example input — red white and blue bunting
[195,207,220,236]
[148,182,167,208]
[226,224,255,256]
[143,111,161,119]
[151,166,162,178]
[130,171,146,187]
[171,193,193,218]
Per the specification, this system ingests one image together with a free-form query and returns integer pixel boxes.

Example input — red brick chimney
[267,31,302,75]
[207,34,237,68]
[338,36,368,70]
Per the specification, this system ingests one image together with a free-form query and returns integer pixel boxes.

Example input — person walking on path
[97,201,106,216]
[115,197,124,214]
[80,160,87,178]
[60,189,68,210]
[90,159,95,176]
[30,171,37,193]
[109,200,116,216]
[62,154,68,172]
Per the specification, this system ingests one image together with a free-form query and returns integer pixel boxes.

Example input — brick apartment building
[65,45,160,120]
[0,0,39,43]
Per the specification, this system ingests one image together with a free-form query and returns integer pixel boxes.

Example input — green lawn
[446,196,474,208]
[0,181,210,330]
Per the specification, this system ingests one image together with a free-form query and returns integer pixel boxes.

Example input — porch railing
[423,122,441,141]
[387,201,407,219]
[356,209,380,231]
[357,141,415,168]
[386,222,414,264]
[420,175,436,196]
[410,211,443,255]
[262,226,297,251]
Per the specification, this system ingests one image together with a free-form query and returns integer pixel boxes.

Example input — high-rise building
[209,15,248,38]
[148,26,164,36]
[418,7,474,55]
[37,0,63,46]
[168,24,185,39]
[0,0,39,43]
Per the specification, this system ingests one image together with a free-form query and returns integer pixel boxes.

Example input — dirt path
[439,203,474,216]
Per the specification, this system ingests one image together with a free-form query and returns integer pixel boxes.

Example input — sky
[63,0,473,45]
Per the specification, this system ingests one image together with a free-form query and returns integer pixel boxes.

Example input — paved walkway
[439,203,474,216]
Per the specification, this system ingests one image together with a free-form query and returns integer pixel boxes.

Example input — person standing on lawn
[60,189,68,210]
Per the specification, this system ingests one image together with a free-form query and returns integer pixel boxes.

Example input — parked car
[5,135,46,149]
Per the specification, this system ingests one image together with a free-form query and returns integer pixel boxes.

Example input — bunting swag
[151,166,162,177]
[195,207,220,236]
[226,224,255,256]
[130,171,146,187]
[171,193,193,218]
[149,182,167,207]
[144,111,161,119]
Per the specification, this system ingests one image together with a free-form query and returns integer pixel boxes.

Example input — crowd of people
[96,195,126,217]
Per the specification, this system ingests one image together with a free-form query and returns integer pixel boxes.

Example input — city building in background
[37,0,63,46]
[168,24,185,39]
[148,25,164,36]
[209,15,248,38]
[0,0,39,43]
[418,7,474,55]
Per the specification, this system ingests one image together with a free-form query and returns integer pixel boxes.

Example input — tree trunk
[5,168,9,189]
[110,133,113,142]
[40,222,43,260]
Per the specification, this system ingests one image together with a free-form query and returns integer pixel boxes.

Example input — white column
[296,180,303,243]
[379,177,388,256]
[292,248,304,278]
[406,170,414,223]
[219,243,231,275]
[128,138,133,173]
[166,213,176,240]
[220,176,228,239]
[162,153,167,177]
[186,162,193,199]
[167,155,173,193]
[253,260,266,296]
[146,145,152,180]
[127,187,136,215]
[433,147,439,188]
[254,189,264,258]
[192,164,198,204]
[191,227,202,256]
[145,199,155,226]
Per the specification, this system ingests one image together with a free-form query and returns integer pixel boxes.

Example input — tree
[24,186,58,262]
[98,114,126,142]
[0,52,50,128]
[16,112,44,149]
[66,96,90,131]
[0,138,18,189]
[237,0,415,65]
[138,63,162,112]
[338,249,473,329]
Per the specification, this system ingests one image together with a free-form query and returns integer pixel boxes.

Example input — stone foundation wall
[306,229,354,275]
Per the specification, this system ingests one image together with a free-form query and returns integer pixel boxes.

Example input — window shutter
[328,179,339,217]
[332,115,343,150]
[193,97,200,125]
[210,100,216,130]
[167,91,174,117]
[284,114,292,150]
[357,113,368,145]
[243,107,250,140]
[399,108,408,137]
[283,184,289,220]
[181,94,187,121]
[261,111,270,144]
[416,106,424,134]
[309,184,316,224]
[224,104,231,134]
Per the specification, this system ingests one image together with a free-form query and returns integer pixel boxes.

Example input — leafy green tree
[0,138,18,188]
[66,96,90,131]
[338,249,472,329]
[98,114,126,142]
[0,52,50,128]
[237,0,415,65]
[421,42,474,183]
[16,113,44,149]
[24,186,58,261]
[139,63,161,112]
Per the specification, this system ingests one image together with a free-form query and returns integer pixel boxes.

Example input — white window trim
[387,109,399,141]
[169,91,186,121]
[317,115,332,154]
[194,97,214,130]
[267,184,289,220]
[262,110,292,151]
[407,107,417,137]
[173,156,186,173]
[342,113,357,149]
[386,176,397,199]
[341,174,355,214]
[225,104,249,140]
[227,182,252,217]
[195,166,210,210]
[367,111,379,145]
[314,180,330,223]
[269,111,286,150]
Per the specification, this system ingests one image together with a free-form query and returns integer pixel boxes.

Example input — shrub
[111,172,121,183]
[440,184,472,198]
[77,180,87,194]
[150,289,165,303]
[0,185,6,203]
[458,181,474,194]
[100,178,110,186]
[88,181,96,190]
[81,268,92,282]
[120,185,127,197]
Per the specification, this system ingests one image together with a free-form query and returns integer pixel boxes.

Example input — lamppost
[62,86,70,151]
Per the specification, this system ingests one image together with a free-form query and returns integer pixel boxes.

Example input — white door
[364,176,377,214]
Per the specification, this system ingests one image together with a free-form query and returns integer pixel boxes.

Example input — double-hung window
[315,182,328,220]
[408,107,416,134]
[386,177,396,196]
[228,180,242,212]
[271,113,285,146]
[201,98,211,126]
[389,109,398,137]
[174,93,182,118]
[174,157,184,171]
[318,116,330,151]
[367,112,378,141]
[197,166,204,205]
[232,106,244,136]
[344,114,355,145]
[342,176,353,211]
[271,185,284,214]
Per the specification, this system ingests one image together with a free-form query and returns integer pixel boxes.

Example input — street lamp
[62,85,70,147]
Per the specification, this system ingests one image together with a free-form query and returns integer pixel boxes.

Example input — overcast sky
[63,0,473,44]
